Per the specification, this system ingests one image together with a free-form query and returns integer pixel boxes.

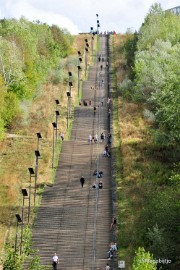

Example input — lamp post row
[15,12,100,256]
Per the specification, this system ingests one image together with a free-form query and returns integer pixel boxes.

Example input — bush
[118,78,134,100]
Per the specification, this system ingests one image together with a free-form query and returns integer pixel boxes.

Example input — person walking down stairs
[80,176,85,187]
[106,263,111,270]
[52,253,59,270]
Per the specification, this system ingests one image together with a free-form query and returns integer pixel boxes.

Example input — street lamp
[66,92,71,128]
[77,51,81,65]
[55,110,60,141]
[68,72,73,117]
[52,122,57,168]
[77,65,81,98]
[36,132,42,151]
[97,20,100,34]
[68,71,72,78]
[55,99,60,110]
[34,150,40,205]
[69,81,73,117]
[20,189,28,255]
[91,31,94,61]
[85,47,88,77]
[15,214,22,255]
[28,167,35,224]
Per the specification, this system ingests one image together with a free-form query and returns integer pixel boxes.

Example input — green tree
[134,40,180,143]
[132,247,157,270]
[138,3,180,51]
[2,92,20,127]
[138,189,179,263]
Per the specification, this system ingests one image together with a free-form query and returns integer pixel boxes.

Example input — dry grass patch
[113,95,153,268]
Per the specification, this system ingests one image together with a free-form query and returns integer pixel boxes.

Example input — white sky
[0,0,179,34]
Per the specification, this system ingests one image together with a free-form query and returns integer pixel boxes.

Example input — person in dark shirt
[80,176,85,187]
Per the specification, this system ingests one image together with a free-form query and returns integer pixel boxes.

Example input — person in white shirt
[106,263,110,270]
[52,253,59,270]
[88,134,92,144]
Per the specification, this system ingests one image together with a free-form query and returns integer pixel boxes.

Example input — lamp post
[97,20,100,34]
[68,71,72,81]
[55,99,60,110]
[77,51,81,65]
[68,72,72,117]
[20,189,28,255]
[55,110,60,141]
[28,167,35,224]
[15,214,22,255]
[52,122,57,168]
[34,150,40,205]
[66,91,71,128]
[36,132,42,151]
[91,29,94,61]
[77,65,81,98]
[96,13,99,33]
[69,82,73,117]
[85,47,88,77]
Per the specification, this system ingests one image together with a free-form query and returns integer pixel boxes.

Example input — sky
[0,0,179,34]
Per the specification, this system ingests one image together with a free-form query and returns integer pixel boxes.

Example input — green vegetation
[112,3,180,270]
[132,247,157,270]
[2,226,50,269]
[0,17,73,139]
[0,16,90,268]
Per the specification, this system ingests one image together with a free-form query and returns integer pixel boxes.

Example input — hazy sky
[0,0,179,34]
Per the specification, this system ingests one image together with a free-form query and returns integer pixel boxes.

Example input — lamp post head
[68,71,72,77]
[28,167,35,175]
[55,99,60,105]
[15,214,22,223]
[85,38,88,43]
[77,65,81,70]
[77,51,81,55]
[55,110,60,116]
[79,57,82,62]
[35,150,40,157]
[66,92,71,97]
[69,82,73,87]
[36,132,42,139]
[52,122,57,128]
[96,14,99,17]
[85,48,88,52]
[22,188,28,197]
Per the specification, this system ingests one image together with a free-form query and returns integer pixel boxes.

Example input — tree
[138,3,180,51]
[138,189,179,263]
[132,247,157,270]
[134,40,180,143]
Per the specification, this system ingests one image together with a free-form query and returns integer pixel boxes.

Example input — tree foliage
[133,3,180,144]
[132,247,157,270]
[137,189,179,264]
[0,17,73,139]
